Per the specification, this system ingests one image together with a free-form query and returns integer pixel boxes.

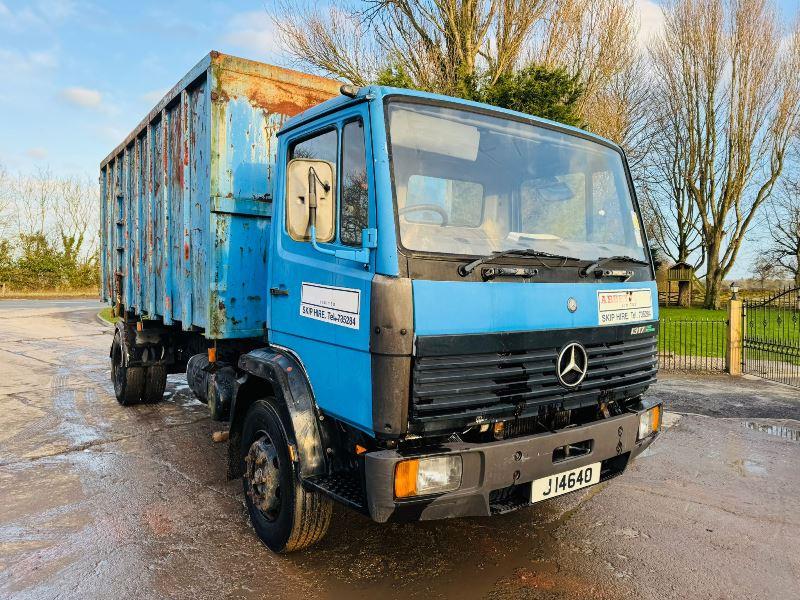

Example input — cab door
[268,105,376,433]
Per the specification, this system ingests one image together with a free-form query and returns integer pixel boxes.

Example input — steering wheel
[398,203,449,226]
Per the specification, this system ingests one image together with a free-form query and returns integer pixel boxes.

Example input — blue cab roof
[280,85,621,150]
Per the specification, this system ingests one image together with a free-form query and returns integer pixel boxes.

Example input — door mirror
[286,158,335,242]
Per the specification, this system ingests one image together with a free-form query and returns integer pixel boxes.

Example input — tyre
[241,399,332,553]
[142,364,167,403]
[110,332,145,406]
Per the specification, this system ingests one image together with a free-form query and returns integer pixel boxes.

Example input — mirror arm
[305,166,375,265]
[309,225,376,265]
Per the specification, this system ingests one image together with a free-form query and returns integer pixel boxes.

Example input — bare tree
[585,54,653,167]
[0,163,13,238]
[13,167,57,238]
[275,0,642,103]
[766,174,800,286]
[751,254,783,289]
[643,62,706,270]
[276,0,551,94]
[650,0,800,308]
[532,0,638,121]
[273,2,383,87]
[56,175,99,264]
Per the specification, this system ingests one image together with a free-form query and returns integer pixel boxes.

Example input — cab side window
[289,129,337,163]
[340,120,369,246]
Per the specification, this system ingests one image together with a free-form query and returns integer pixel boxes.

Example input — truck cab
[102,56,661,554]
[246,86,661,545]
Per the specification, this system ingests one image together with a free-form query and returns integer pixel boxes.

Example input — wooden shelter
[665,261,695,307]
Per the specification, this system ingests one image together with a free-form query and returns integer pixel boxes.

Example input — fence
[742,287,800,388]
[657,317,728,372]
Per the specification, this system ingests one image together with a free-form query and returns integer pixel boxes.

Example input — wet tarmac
[1,300,799,599]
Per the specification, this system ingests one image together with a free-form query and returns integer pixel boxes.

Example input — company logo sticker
[300,282,360,329]
[597,288,654,326]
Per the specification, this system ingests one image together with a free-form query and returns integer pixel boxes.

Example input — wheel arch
[228,348,329,481]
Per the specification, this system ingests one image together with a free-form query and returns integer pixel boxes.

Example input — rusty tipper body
[100,52,340,338]
[101,51,663,553]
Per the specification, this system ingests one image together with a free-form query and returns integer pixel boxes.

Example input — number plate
[531,462,601,503]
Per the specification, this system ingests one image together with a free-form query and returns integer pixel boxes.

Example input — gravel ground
[1,300,798,600]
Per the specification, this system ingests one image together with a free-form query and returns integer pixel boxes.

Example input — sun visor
[389,108,480,161]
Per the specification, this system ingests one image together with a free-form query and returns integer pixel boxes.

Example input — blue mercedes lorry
[100,51,662,553]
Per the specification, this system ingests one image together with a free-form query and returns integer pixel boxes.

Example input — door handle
[270,287,289,297]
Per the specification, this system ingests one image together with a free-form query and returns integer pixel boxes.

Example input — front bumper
[364,405,659,522]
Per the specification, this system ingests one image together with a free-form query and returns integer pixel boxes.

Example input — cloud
[26,147,48,160]
[635,0,666,48]
[0,0,76,31]
[0,48,59,75]
[61,86,103,108]
[221,11,283,60]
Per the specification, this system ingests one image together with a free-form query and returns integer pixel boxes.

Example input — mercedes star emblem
[556,342,588,388]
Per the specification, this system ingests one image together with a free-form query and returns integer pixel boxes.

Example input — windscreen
[386,101,647,262]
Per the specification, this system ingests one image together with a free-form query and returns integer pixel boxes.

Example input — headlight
[394,455,463,498]
[637,404,662,440]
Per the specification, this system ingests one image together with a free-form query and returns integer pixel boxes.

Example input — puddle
[741,421,800,441]
[733,458,767,477]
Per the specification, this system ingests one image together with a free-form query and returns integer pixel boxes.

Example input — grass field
[659,305,800,358]
[659,306,727,320]
[0,287,99,299]
[659,307,728,358]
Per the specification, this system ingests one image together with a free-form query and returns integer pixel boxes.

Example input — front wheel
[241,399,332,553]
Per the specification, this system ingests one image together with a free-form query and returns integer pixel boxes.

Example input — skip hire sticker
[597,288,653,326]
[300,282,360,329]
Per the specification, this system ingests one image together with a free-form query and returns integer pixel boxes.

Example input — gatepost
[726,298,743,375]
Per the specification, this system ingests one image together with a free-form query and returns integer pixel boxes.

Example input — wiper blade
[458,249,579,277]
[580,255,650,278]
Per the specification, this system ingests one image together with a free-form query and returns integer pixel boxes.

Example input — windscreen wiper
[458,249,579,277]
[580,255,650,279]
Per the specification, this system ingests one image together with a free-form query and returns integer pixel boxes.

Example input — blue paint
[268,100,377,433]
[100,53,340,339]
[367,94,400,277]
[102,52,657,438]
[412,280,659,336]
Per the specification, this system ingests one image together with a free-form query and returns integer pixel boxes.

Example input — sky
[0,0,798,277]
[0,0,287,175]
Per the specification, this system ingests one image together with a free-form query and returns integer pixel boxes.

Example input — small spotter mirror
[286,158,335,242]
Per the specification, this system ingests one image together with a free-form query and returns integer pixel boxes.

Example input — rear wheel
[142,364,167,403]
[241,399,332,553]
[111,332,145,406]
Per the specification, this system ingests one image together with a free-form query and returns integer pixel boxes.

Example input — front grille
[411,326,657,433]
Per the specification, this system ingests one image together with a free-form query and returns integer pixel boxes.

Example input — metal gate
[742,287,800,387]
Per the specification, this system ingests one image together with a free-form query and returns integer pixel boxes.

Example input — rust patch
[184,242,190,261]
[209,291,226,337]
[215,66,338,117]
